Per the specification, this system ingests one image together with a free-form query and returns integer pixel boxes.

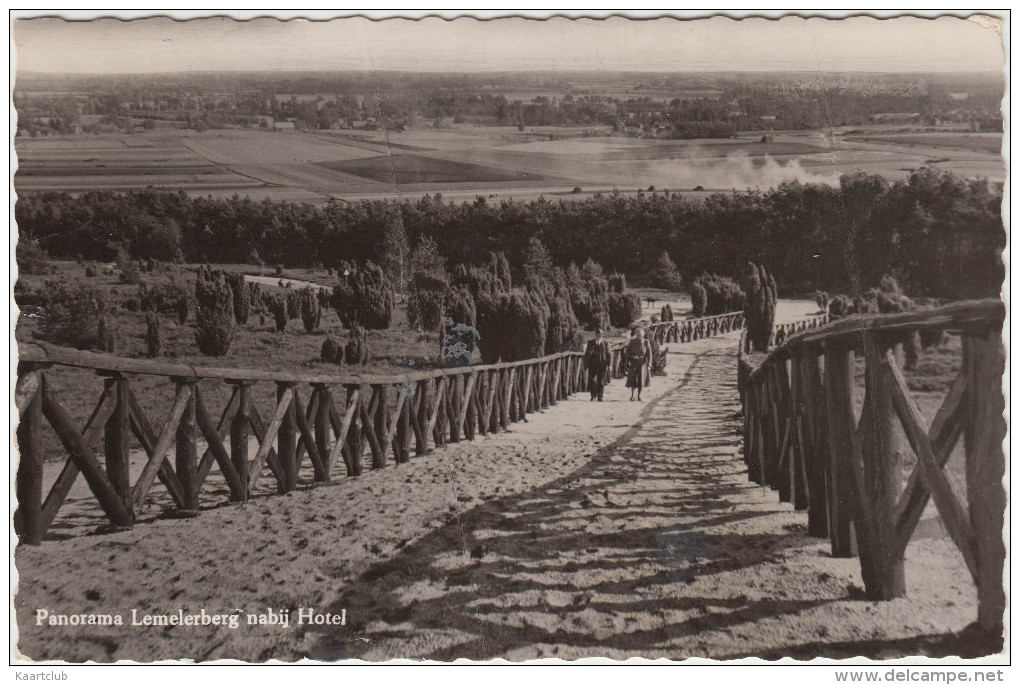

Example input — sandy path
[304,338,984,661]
[14,321,991,662]
[244,274,327,291]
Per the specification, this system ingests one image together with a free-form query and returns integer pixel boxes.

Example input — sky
[12,14,1005,74]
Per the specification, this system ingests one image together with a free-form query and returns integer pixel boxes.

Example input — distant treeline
[15,70,1003,136]
[15,166,1003,300]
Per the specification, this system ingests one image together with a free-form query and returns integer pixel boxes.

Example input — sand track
[14,333,994,662]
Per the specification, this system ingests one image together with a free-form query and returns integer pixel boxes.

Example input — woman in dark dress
[625,326,651,401]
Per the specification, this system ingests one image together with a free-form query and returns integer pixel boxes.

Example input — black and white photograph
[9,10,1008,669]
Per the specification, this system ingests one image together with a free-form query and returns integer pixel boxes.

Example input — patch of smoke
[630,150,840,191]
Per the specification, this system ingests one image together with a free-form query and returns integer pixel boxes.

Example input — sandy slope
[13,310,1000,662]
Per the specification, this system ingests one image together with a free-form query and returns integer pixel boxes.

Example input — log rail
[645,311,745,347]
[15,310,745,546]
[737,299,1006,634]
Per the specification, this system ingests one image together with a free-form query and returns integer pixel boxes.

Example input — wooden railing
[14,310,746,545]
[769,313,829,348]
[645,311,745,347]
[737,299,1006,634]
[14,343,592,545]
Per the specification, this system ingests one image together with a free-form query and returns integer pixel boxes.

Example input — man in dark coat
[583,326,611,401]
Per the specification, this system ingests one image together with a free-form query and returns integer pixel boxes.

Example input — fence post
[15,363,45,545]
[229,380,253,502]
[823,342,857,558]
[860,336,906,599]
[313,383,332,480]
[277,381,298,491]
[464,374,478,441]
[773,359,794,504]
[397,389,411,462]
[173,377,199,516]
[802,350,830,538]
[963,328,1007,634]
[345,385,363,475]
[416,380,430,455]
[788,353,810,511]
[102,372,135,527]
[374,383,391,464]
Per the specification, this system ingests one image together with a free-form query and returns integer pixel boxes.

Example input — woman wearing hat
[625,326,652,402]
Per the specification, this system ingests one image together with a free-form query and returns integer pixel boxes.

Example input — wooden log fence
[769,313,829,348]
[15,308,747,546]
[645,310,745,347]
[737,299,1005,633]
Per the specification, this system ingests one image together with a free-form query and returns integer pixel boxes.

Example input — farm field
[14,125,1004,204]
[844,132,1003,154]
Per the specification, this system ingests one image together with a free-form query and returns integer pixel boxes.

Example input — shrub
[408,271,450,332]
[37,281,108,350]
[345,324,369,365]
[140,278,191,320]
[194,269,235,356]
[654,251,684,291]
[224,272,250,325]
[123,297,140,312]
[320,336,344,365]
[694,273,746,316]
[176,295,189,325]
[608,273,627,294]
[247,282,264,313]
[286,290,302,320]
[118,249,141,284]
[571,260,611,331]
[476,288,547,363]
[84,263,97,278]
[691,283,707,317]
[270,295,288,333]
[440,285,480,365]
[453,261,507,301]
[873,275,913,314]
[275,264,284,276]
[815,290,829,313]
[650,336,668,376]
[545,293,581,354]
[145,312,163,358]
[331,261,395,330]
[743,262,777,353]
[300,287,321,333]
[13,281,45,309]
[445,284,477,328]
[828,294,853,319]
[96,315,118,353]
[666,304,674,321]
[490,252,513,291]
[609,292,642,328]
[506,289,547,361]
[16,240,51,275]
